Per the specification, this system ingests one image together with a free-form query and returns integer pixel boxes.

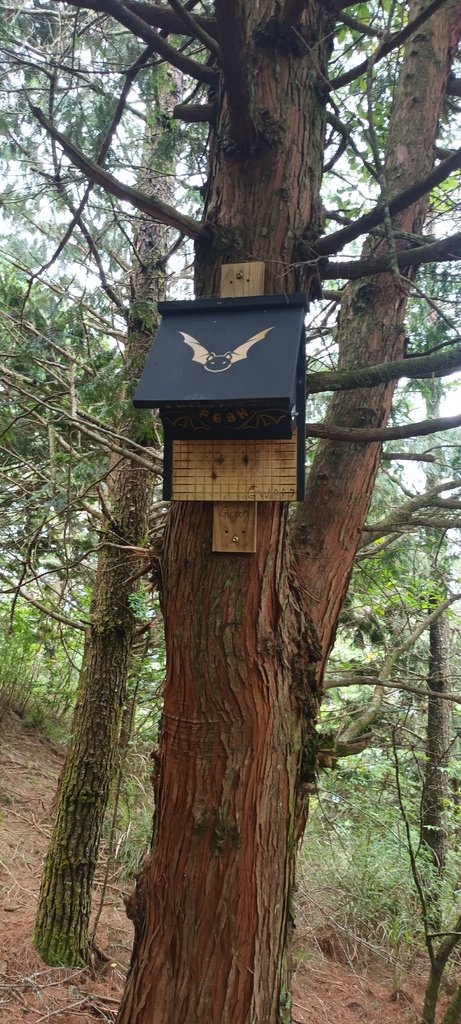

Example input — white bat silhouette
[179,327,274,372]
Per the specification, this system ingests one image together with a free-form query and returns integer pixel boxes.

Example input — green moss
[212,811,228,854]
[33,927,86,967]
[130,298,156,332]
[278,986,292,1023]
[211,811,240,855]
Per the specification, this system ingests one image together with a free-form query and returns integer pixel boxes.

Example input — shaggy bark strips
[116,3,461,1022]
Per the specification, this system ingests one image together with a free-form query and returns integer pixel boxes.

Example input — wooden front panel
[171,435,298,502]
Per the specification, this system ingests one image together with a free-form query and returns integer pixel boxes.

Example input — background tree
[33,75,178,964]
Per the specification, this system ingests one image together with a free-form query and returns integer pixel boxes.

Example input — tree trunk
[34,92,172,964]
[117,5,334,1021]
[291,0,461,842]
[34,461,153,964]
[422,615,451,892]
[421,908,461,1024]
[116,3,461,1022]
[421,383,452,917]
[440,980,461,1024]
[121,504,318,1023]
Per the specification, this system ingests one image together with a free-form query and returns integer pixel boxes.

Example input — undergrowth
[112,748,154,880]
[297,751,461,969]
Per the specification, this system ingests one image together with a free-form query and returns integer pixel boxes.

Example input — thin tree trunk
[34,84,173,964]
[422,614,451,870]
[422,909,461,1024]
[440,981,461,1024]
[293,0,461,811]
[34,473,152,964]
[421,382,452,920]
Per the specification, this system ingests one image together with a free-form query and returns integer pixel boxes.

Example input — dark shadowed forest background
[1,1,461,1022]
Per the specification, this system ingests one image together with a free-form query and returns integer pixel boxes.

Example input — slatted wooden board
[171,434,298,502]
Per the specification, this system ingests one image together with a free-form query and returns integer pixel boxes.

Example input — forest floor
[0,710,444,1024]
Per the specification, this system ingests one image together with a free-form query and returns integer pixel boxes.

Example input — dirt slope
[0,710,432,1023]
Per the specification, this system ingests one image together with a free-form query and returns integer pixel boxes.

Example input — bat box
[133,294,307,502]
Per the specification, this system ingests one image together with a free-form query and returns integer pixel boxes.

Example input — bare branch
[313,150,461,258]
[0,363,162,472]
[306,413,461,443]
[0,572,88,631]
[56,0,217,82]
[361,478,461,536]
[29,105,204,239]
[382,452,438,463]
[325,676,461,706]
[337,595,461,744]
[167,0,219,55]
[330,0,452,91]
[32,42,155,297]
[322,231,461,280]
[173,102,214,122]
[307,342,461,394]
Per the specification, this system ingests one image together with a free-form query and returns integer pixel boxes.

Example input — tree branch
[313,150,461,258]
[447,76,461,96]
[307,342,461,394]
[29,105,204,239]
[173,102,214,122]
[306,413,461,443]
[56,0,217,82]
[338,12,382,38]
[125,0,216,36]
[325,111,377,179]
[363,514,461,533]
[0,572,88,631]
[337,595,461,743]
[361,478,461,535]
[58,0,217,35]
[167,0,219,55]
[30,43,154,306]
[381,452,437,463]
[0,363,162,472]
[330,0,452,91]
[325,676,461,706]
[322,230,461,279]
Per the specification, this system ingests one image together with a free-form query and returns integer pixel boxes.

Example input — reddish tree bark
[118,4,334,1020]
[115,3,461,1022]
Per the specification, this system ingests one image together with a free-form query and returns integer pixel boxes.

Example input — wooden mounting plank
[212,502,257,553]
[220,261,265,298]
[213,261,265,552]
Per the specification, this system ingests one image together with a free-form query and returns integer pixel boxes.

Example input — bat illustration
[179,327,274,372]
